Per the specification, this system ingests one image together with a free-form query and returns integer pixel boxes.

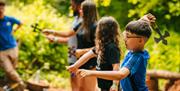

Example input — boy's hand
[42,29,54,35]
[77,69,92,77]
[66,65,78,73]
[140,13,156,25]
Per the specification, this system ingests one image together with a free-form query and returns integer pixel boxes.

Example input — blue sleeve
[10,17,21,25]
[123,54,143,76]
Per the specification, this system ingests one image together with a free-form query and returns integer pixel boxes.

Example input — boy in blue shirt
[77,14,156,91]
[0,0,24,90]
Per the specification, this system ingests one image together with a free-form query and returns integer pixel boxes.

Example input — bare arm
[112,64,119,71]
[46,35,69,44]
[112,63,120,89]
[75,47,94,58]
[67,50,96,73]
[78,67,130,80]
[74,50,96,68]
[53,30,75,37]
[43,29,76,37]
[13,23,22,33]
[56,37,69,43]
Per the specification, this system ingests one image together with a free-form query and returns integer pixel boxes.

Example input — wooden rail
[146,70,180,91]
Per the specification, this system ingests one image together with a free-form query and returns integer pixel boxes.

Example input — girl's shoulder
[105,42,119,51]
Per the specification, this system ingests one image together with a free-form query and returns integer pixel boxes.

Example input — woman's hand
[42,29,54,35]
[45,35,56,43]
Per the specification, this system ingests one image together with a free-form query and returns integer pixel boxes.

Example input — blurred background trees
[1,0,179,89]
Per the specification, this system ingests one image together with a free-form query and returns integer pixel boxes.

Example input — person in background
[77,14,156,91]
[0,0,24,91]
[67,16,121,91]
[43,0,99,91]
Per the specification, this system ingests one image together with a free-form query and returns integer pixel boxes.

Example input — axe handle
[152,23,163,36]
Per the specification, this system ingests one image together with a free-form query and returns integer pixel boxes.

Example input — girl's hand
[77,69,92,78]
[66,65,78,73]
[42,29,54,35]
[110,84,118,91]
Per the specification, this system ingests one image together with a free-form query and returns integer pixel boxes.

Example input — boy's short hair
[125,20,152,38]
[0,0,5,6]
[73,0,85,5]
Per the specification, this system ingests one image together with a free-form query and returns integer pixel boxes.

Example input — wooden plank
[147,70,180,80]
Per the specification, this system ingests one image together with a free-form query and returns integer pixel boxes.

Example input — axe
[151,23,170,45]
[31,23,44,41]
[31,23,42,32]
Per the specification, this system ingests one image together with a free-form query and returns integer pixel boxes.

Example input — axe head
[154,37,161,43]
[164,31,170,37]
[31,23,42,32]
[162,39,168,45]
[154,37,168,45]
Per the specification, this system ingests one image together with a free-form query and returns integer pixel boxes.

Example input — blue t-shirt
[0,16,21,51]
[120,50,149,91]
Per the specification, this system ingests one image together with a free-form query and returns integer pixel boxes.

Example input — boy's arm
[78,67,130,80]
[67,50,96,73]
[13,23,22,33]
[11,17,22,33]
[87,54,144,80]
[139,13,156,25]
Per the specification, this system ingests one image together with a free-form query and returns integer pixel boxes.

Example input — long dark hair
[95,16,121,63]
[73,0,85,4]
[71,0,85,16]
[79,0,98,42]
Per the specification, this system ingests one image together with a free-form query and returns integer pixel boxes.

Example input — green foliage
[146,31,180,72]
[128,0,180,17]
[98,0,180,73]
[1,0,179,88]
[96,0,132,28]
[7,0,71,16]
[3,0,72,82]
[127,0,180,31]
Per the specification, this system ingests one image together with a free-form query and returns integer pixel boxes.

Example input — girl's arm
[78,67,130,80]
[75,47,94,58]
[111,63,120,90]
[112,64,119,71]
[67,50,96,73]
